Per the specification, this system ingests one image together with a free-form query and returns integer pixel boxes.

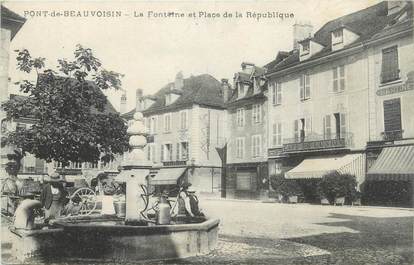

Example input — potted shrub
[279,179,303,203]
[317,172,358,205]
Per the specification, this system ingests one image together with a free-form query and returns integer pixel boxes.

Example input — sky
[4,0,378,112]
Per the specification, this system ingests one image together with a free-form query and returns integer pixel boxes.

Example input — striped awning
[149,167,187,185]
[285,154,363,179]
[367,145,414,181]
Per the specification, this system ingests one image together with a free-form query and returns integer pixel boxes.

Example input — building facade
[0,5,26,179]
[122,73,227,196]
[225,63,268,199]
[365,1,414,206]
[265,1,413,204]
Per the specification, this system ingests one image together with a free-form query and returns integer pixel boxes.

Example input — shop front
[366,144,414,207]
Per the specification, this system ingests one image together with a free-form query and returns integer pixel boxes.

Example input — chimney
[120,92,127,114]
[293,21,313,50]
[135,89,143,111]
[174,71,184,90]
[221,79,230,102]
[387,1,406,16]
[241,62,255,74]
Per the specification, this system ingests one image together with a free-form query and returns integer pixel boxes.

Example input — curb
[203,198,414,211]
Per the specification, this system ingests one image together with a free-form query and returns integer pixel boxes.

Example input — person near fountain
[177,183,204,218]
[39,173,68,223]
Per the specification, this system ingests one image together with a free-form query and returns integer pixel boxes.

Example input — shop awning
[149,167,187,185]
[285,154,363,179]
[367,145,414,181]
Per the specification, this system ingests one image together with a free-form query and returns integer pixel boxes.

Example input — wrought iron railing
[381,130,403,141]
[162,160,188,167]
[282,132,352,153]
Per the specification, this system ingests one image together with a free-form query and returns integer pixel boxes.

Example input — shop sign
[377,73,414,96]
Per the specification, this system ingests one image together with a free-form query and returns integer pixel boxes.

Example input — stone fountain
[9,110,219,263]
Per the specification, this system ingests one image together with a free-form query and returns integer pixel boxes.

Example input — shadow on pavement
[287,213,414,265]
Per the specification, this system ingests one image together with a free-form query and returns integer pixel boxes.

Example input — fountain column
[116,111,151,224]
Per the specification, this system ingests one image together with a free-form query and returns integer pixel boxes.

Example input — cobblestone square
[2,199,413,265]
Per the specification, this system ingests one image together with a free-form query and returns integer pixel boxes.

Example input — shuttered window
[236,137,245,158]
[381,46,399,83]
[300,74,310,100]
[323,115,332,140]
[333,65,345,92]
[272,82,282,105]
[252,104,261,123]
[180,111,188,130]
[147,144,156,162]
[272,122,282,146]
[176,143,180,160]
[251,135,261,157]
[383,98,402,133]
[236,108,245,127]
[294,120,300,142]
[164,114,171,132]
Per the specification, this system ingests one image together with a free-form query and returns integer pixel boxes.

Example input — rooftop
[266,1,413,74]
[122,74,224,119]
[1,5,26,40]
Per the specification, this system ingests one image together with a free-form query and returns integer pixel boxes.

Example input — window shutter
[277,123,282,145]
[306,117,312,136]
[176,143,179,160]
[161,145,164,161]
[272,123,277,146]
[305,74,310,98]
[333,67,338,92]
[324,115,331,139]
[272,84,276,104]
[294,120,299,141]
[300,76,304,100]
[277,85,282,104]
[258,136,261,156]
[339,66,345,91]
[381,47,399,82]
[147,146,151,161]
[340,113,347,137]
[383,98,402,132]
[251,136,255,157]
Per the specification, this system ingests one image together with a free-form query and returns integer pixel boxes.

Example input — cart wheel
[71,187,97,216]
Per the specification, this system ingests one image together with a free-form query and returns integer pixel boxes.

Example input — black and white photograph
[1,0,413,264]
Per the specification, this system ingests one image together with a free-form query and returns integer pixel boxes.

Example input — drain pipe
[13,199,42,230]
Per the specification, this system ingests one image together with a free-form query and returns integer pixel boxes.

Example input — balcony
[381,130,403,141]
[268,147,284,157]
[282,132,352,153]
[162,160,188,167]
[381,69,400,84]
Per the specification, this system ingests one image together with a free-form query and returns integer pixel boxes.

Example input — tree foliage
[2,45,129,167]
[270,175,303,197]
[317,172,357,203]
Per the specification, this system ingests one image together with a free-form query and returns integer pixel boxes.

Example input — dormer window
[165,94,172,105]
[332,29,343,45]
[302,41,310,54]
[238,83,247,98]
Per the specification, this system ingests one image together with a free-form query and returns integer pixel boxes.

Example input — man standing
[39,173,68,222]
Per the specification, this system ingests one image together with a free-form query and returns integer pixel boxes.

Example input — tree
[2,45,130,168]
[317,172,357,204]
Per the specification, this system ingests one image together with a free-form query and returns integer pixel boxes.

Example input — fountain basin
[10,215,219,263]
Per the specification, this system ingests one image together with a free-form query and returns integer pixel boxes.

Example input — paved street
[2,199,413,265]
